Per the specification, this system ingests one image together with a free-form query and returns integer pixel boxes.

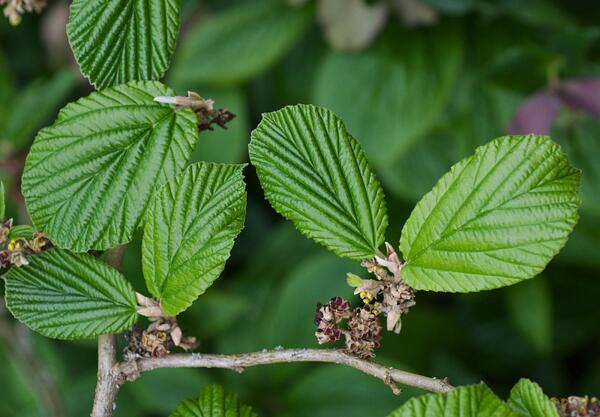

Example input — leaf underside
[249,104,388,260]
[400,135,580,292]
[169,384,257,417]
[142,162,246,316]
[388,384,518,417]
[22,81,198,252]
[3,249,138,340]
[67,0,180,89]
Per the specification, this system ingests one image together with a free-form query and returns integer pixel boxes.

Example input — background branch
[121,348,453,395]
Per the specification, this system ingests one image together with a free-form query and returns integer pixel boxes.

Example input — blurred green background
[1,0,599,416]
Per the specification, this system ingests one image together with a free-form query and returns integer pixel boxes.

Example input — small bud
[346,272,364,288]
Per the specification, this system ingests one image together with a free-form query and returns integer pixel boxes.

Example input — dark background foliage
[1,0,599,416]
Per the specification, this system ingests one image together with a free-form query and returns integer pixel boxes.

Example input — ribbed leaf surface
[170,0,310,87]
[249,104,388,260]
[400,135,580,292]
[142,163,246,316]
[3,249,137,339]
[508,379,559,417]
[67,0,180,89]
[388,384,518,417]
[22,81,198,252]
[170,385,257,417]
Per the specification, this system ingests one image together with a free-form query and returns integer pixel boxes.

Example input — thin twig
[120,348,453,394]
[91,246,127,417]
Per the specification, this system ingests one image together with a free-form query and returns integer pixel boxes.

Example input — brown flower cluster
[315,296,382,359]
[554,396,600,417]
[0,219,50,267]
[1,0,46,25]
[124,294,198,359]
[351,242,415,334]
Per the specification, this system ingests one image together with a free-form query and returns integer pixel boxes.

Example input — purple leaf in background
[559,78,600,118]
[507,90,561,135]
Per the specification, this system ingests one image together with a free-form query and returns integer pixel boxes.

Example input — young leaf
[400,135,580,292]
[169,384,256,417]
[3,249,138,339]
[22,81,198,252]
[170,0,310,87]
[508,379,559,417]
[67,0,180,89]
[142,163,246,316]
[249,104,388,260]
[388,384,518,417]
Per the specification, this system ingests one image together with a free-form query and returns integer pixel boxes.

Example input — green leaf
[400,135,580,292]
[142,162,246,316]
[169,385,256,417]
[22,81,198,252]
[508,379,559,417]
[170,0,310,87]
[506,278,552,354]
[388,384,518,417]
[67,0,180,89]
[3,249,138,339]
[249,104,388,260]
[313,24,460,165]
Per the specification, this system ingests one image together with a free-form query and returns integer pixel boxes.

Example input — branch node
[385,372,403,395]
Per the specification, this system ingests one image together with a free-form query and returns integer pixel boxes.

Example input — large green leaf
[3,249,138,339]
[388,384,518,417]
[22,81,198,252]
[313,24,460,165]
[142,162,246,316]
[169,385,256,417]
[400,135,580,292]
[67,0,180,89]
[507,379,559,417]
[170,0,310,87]
[249,104,388,260]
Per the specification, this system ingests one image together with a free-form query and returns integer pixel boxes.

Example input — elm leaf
[169,385,256,417]
[67,0,180,89]
[22,81,198,252]
[142,163,246,316]
[3,249,138,339]
[400,135,580,292]
[508,379,559,417]
[249,104,388,260]
[388,384,518,417]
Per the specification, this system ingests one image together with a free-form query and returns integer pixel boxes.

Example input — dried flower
[314,296,351,344]
[355,242,415,333]
[1,0,46,25]
[154,91,236,131]
[345,306,382,359]
[554,396,600,417]
[0,220,51,268]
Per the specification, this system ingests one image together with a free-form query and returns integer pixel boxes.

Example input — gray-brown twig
[121,348,453,394]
